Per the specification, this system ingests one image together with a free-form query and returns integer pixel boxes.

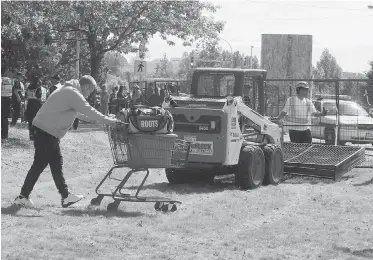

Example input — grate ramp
[283,143,365,180]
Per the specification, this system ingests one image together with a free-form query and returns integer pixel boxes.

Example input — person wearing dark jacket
[10,72,25,126]
[25,76,43,140]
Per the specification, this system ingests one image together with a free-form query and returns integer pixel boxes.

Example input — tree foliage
[2,1,224,83]
[313,48,343,79]
[151,53,174,78]
[175,44,259,81]
[366,60,373,80]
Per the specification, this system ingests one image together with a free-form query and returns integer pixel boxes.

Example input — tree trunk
[90,53,103,81]
[88,53,103,108]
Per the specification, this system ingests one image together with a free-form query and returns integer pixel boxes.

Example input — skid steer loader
[162,68,284,189]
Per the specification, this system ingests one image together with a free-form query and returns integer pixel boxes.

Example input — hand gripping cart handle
[91,122,191,212]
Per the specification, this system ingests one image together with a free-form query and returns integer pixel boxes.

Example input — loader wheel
[262,144,284,185]
[235,145,265,190]
[165,169,214,184]
[166,169,190,184]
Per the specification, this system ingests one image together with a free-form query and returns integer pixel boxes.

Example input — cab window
[197,73,235,97]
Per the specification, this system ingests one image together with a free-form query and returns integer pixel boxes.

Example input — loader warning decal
[190,141,213,156]
[184,136,213,155]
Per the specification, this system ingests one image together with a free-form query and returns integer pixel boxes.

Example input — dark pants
[289,129,312,144]
[73,118,79,130]
[1,97,11,138]
[20,126,68,198]
[11,100,21,125]
[26,100,42,139]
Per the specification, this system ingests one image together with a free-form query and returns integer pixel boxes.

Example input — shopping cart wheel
[90,195,104,206]
[154,202,164,211]
[107,201,120,212]
[161,203,177,213]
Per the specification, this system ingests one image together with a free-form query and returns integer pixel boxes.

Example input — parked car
[311,99,373,145]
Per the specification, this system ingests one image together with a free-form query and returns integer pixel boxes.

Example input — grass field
[1,123,373,260]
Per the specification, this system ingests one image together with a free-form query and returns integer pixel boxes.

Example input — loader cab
[190,68,266,114]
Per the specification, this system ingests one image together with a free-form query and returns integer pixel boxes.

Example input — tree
[103,52,129,76]
[367,60,373,80]
[2,1,224,82]
[152,53,174,78]
[313,48,343,79]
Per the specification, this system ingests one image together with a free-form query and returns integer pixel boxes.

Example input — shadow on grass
[1,137,31,149]
[58,207,146,218]
[124,175,239,194]
[1,204,42,217]
[281,174,335,185]
[353,177,373,187]
[333,245,373,258]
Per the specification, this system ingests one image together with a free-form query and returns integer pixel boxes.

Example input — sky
[131,0,373,74]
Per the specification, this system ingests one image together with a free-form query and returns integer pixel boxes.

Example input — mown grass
[1,123,373,260]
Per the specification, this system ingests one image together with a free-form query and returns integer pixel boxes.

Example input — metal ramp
[283,143,365,180]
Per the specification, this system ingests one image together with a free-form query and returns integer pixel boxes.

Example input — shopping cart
[90,123,191,212]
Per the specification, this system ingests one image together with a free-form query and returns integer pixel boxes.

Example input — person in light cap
[14,75,121,208]
[276,81,327,143]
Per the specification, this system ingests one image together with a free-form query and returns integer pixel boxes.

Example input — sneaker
[13,195,34,208]
[61,193,84,208]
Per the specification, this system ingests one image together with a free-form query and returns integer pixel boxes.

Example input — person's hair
[79,75,97,89]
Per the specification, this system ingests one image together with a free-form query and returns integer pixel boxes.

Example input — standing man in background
[277,81,327,143]
[10,72,25,126]
[25,76,43,140]
[47,74,62,98]
[99,84,110,115]
[1,75,13,139]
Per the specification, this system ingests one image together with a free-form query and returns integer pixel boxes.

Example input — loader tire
[235,145,265,190]
[262,144,284,185]
[165,169,214,184]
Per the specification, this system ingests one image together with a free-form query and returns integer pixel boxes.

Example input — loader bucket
[283,143,365,180]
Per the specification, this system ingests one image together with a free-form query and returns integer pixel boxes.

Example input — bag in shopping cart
[117,106,174,134]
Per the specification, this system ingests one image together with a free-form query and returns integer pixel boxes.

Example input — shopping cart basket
[91,123,191,212]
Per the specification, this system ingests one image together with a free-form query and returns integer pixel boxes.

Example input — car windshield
[323,101,369,116]
[196,73,235,97]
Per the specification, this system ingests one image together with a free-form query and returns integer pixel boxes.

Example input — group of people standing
[1,72,64,140]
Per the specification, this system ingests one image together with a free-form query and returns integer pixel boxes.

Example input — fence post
[335,80,340,146]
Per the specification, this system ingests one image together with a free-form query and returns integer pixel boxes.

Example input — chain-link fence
[260,79,373,168]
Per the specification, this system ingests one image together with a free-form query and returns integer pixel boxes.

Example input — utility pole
[250,46,254,69]
[76,7,84,79]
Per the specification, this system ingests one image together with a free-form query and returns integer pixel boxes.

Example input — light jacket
[32,79,114,139]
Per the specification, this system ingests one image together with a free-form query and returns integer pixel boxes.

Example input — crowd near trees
[1,1,371,98]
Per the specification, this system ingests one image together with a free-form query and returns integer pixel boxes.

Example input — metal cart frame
[90,124,190,212]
